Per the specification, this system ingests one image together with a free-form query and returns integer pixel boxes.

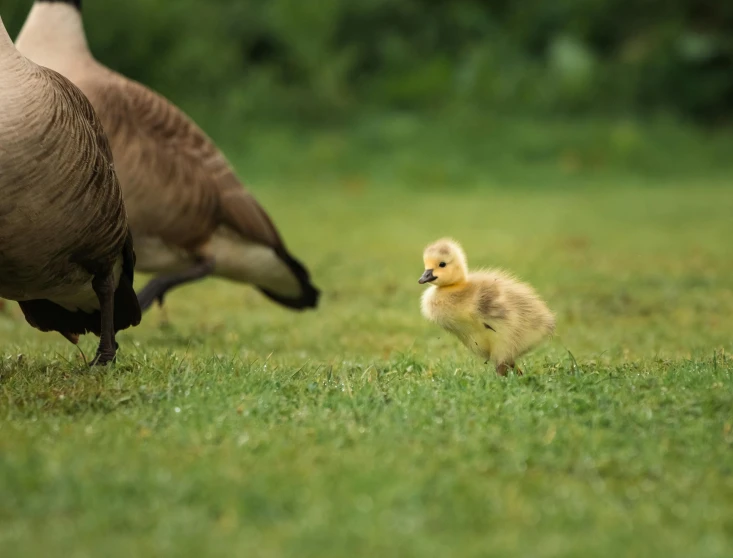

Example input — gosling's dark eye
[439,262,447,268]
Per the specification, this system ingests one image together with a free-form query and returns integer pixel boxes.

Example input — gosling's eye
[439,262,447,268]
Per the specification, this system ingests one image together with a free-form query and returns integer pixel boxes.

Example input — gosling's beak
[418,269,437,284]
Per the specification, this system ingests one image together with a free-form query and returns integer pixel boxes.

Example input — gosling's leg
[496,360,523,377]
[91,271,117,366]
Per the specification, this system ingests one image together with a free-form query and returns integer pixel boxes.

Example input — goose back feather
[0,17,140,351]
[16,1,320,311]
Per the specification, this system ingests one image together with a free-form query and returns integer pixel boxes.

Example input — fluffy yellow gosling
[419,239,555,375]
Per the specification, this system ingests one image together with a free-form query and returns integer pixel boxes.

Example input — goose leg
[91,271,117,366]
[137,257,215,313]
[158,302,170,327]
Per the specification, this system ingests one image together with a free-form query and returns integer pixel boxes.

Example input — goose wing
[79,75,281,249]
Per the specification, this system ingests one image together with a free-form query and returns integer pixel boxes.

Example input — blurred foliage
[4,0,733,123]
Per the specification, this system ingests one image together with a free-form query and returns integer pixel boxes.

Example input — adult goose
[0,14,141,364]
[16,0,320,318]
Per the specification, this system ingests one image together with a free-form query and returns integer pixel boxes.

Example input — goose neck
[0,17,25,73]
[14,2,92,74]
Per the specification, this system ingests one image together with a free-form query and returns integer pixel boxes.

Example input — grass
[1,116,733,557]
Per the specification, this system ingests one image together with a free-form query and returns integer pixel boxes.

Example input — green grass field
[1,117,733,557]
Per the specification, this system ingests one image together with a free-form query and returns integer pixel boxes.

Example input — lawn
[1,116,732,557]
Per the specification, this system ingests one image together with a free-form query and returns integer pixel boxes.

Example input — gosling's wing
[474,270,555,336]
[471,272,507,327]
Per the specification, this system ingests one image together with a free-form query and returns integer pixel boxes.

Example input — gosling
[419,239,555,375]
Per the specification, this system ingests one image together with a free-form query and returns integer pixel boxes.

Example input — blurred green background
[3,4,733,557]
[5,0,733,129]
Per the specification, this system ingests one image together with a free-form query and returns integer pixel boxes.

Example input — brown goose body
[0,15,140,363]
[16,1,320,313]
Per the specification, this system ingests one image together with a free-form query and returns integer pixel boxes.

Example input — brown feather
[14,3,319,309]
[0,21,140,340]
